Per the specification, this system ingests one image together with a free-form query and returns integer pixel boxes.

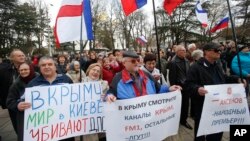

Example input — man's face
[12,51,26,64]
[145,60,156,72]
[39,59,57,77]
[177,48,186,58]
[123,57,140,73]
[205,48,221,61]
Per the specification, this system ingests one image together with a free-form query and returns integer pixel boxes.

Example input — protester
[186,43,197,63]
[27,56,74,141]
[231,44,250,96]
[105,50,181,100]
[102,57,121,86]
[168,45,192,130]
[57,54,68,74]
[6,62,38,141]
[155,49,168,81]
[82,63,109,141]
[190,49,204,118]
[0,49,26,134]
[66,61,86,83]
[84,51,97,72]
[185,42,242,141]
[105,50,182,141]
[191,50,203,63]
[140,53,167,84]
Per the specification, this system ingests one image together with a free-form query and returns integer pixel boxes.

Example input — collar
[122,69,147,83]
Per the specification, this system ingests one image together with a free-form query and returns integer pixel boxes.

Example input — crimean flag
[195,1,208,27]
[121,0,147,16]
[163,0,184,15]
[210,15,229,33]
[54,0,93,48]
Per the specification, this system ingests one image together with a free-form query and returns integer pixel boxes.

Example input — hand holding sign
[198,87,208,96]
[17,102,31,111]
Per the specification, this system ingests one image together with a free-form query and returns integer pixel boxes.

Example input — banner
[197,84,250,137]
[104,90,182,141]
[24,82,104,141]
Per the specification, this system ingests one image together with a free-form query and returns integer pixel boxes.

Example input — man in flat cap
[106,49,181,100]
[185,42,243,141]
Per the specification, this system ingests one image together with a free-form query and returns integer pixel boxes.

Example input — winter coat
[231,52,250,78]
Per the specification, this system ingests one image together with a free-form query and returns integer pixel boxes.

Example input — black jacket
[185,57,239,116]
[6,77,29,141]
[169,55,190,86]
[0,62,19,108]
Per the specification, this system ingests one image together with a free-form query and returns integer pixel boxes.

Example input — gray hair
[191,50,203,61]
[73,61,80,65]
[38,56,56,66]
[187,43,196,51]
[175,45,186,53]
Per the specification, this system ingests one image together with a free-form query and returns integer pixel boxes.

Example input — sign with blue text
[197,84,250,137]
[24,82,104,141]
[104,90,182,141]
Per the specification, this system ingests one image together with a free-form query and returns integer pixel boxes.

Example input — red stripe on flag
[121,0,137,16]
[57,5,82,17]
[210,22,228,33]
[163,0,184,15]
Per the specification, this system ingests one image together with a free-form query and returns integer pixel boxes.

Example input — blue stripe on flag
[136,0,147,9]
[83,0,94,40]
[195,1,207,13]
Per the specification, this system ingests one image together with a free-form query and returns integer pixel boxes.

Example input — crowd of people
[0,41,249,141]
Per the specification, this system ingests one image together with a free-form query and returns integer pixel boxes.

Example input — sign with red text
[197,84,250,137]
[104,90,182,141]
[24,82,104,141]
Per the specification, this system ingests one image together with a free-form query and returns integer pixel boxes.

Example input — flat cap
[203,42,220,51]
[123,50,139,58]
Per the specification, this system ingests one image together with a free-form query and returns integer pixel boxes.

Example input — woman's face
[103,58,110,68]
[88,66,101,80]
[74,63,80,71]
[19,64,30,78]
[90,53,96,60]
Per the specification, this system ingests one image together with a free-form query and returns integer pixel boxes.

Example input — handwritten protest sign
[24,82,105,141]
[104,90,182,141]
[197,84,250,137]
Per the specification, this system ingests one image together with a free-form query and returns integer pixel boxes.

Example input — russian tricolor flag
[121,0,147,16]
[54,0,93,47]
[195,1,208,27]
[136,36,147,46]
[210,15,229,33]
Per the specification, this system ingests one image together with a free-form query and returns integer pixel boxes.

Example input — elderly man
[106,50,181,100]
[168,45,192,130]
[27,56,74,141]
[186,43,197,63]
[0,49,26,134]
[186,42,241,141]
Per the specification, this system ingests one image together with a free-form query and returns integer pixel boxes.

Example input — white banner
[197,84,250,137]
[104,90,182,141]
[24,82,105,141]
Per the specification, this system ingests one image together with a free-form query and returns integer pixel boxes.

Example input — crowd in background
[0,40,250,141]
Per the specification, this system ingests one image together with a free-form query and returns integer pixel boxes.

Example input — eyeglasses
[127,58,140,64]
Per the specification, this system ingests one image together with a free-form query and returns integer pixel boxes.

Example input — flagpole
[226,0,243,81]
[152,0,162,84]
[79,2,84,141]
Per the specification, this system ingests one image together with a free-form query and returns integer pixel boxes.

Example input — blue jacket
[108,69,169,99]
[28,74,73,87]
[231,52,250,77]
